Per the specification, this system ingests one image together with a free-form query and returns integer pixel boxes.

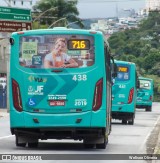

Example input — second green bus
[112,60,138,125]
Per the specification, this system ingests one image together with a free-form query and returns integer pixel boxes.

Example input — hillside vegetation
[108,12,160,101]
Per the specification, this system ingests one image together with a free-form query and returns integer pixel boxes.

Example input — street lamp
[33,7,58,22]
[48,17,67,28]
[66,21,79,28]
[48,15,78,28]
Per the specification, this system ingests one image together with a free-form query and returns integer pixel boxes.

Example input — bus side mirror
[112,63,117,78]
[10,38,14,45]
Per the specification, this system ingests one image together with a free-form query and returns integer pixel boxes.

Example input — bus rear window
[19,35,95,68]
[140,80,151,90]
[116,65,130,81]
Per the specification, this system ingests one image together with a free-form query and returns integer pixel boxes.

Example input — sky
[77,0,146,18]
[1,0,146,18]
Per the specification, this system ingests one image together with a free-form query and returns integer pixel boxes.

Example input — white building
[146,0,160,11]
[90,19,109,32]
[2,0,36,9]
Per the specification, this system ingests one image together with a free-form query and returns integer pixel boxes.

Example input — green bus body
[112,60,137,125]
[9,28,113,149]
[136,77,154,112]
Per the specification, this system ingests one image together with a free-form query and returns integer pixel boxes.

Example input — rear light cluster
[128,88,134,104]
[92,78,103,111]
[12,79,23,112]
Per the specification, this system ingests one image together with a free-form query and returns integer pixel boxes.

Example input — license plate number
[49,101,65,106]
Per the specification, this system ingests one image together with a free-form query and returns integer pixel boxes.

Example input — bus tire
[96,136,108,149]
[109,123,112,134]
[122,119,127,124]
[15,135,26,147]
[128,116,134,125]
[146,106,152,112]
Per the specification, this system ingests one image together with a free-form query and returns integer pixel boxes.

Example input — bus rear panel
[136,77,154,112]
[10,28,112,149]
[112,60,137,125]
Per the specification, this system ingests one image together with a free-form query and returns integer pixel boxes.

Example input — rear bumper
[11,127,106,140]
[136,104,152,109]
[112,103,135,113]
[111,103,135,120]
[10,109,106,128]
[136,101,152,108]
[111,111,134,120]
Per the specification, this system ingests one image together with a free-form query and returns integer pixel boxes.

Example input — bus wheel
[96,136,108,149]
[128,116,134,125]
[15,135,26,147]
[146,106,152,112]
[28,142,38,148]
[122,119,127,124]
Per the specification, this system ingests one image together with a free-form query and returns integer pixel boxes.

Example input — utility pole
[116,2,119,20]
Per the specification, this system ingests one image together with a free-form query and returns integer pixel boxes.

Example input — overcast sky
[77,0,146,18]
[1,0,146,19]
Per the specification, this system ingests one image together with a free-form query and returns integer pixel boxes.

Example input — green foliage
[32,0,84,28]
[143,50,160,72]
[32,22,48,29]
[144,74,160,102]
[139,12,160,30]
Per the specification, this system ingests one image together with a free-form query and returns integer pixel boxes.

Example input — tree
[33,0,84,28]
[139,11,160,31]
[143,50,160,72]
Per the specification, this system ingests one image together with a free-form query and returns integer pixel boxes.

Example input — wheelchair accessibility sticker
[27,98,36,106]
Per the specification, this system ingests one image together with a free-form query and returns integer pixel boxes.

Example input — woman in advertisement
[44,38,78,68]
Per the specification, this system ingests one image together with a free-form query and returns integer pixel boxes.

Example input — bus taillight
[92,78,103,111]
[12,79,23,112]
[128,88,134,104]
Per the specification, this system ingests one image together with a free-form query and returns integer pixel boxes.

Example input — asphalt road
[0,102,160,163]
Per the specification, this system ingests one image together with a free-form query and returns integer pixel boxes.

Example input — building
[2,0,35,8]
[146,0,160,11]
[118,8,136,18]
[90,19,109,31]
[0,1,34,109]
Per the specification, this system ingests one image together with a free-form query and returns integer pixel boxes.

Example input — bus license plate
[49,101,65,106]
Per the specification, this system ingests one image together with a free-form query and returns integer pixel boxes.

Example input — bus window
[116,66,130,81]
[19,35,95,68]
[140,80,151,90]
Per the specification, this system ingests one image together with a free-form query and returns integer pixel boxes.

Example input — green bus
[136,77,154,112]
[112,60,138,125]
[9,27,116,149]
